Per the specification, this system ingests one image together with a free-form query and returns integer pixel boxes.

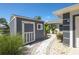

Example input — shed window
[37,23,43,30]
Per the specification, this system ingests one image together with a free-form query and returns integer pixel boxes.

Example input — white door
[22,21,35,44]
[75,16,79,47]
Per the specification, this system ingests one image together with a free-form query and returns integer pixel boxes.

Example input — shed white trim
[37,23,43,30]
[22,21,35,44]
[10,16,17,35]
[15,17,17,35]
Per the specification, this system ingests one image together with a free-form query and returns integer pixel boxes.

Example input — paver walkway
[23,34,56,55]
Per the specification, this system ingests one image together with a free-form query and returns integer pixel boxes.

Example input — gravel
[22,34,71,55]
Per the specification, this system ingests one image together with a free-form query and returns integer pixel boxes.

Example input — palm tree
[50,24,57,34]
[34,16,41,21]
[44,23,50,36]
[0,18,7,24]
[0,18,9,34]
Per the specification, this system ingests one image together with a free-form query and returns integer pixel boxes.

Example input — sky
[0,3,75,22]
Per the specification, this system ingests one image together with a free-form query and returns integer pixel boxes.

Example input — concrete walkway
[23,34,56,55]
[32,34,56,55]
[68,48,79,55]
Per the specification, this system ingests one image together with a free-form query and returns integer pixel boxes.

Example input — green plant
[44,23,50,33]
[54,30,57,34]
[0,35,23,55]
[0,18,10,34]
[34,16,41,20]
[0,29,3,33]
[0,18,7,24]
[50,24,57,34]
[56,33,63,42]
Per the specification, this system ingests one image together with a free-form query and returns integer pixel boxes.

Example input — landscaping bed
[49,38,71,55]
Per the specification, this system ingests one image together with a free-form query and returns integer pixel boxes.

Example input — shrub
[50,24,57,34]
[44,23,50,34]
[54,30,58,34]
[56,33,63,42]
[0,35,23,55]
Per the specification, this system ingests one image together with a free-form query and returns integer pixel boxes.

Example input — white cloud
[42,16,52,22]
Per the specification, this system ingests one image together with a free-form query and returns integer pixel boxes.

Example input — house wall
[74,16,79,47]
[59,24,63,31]
[62,13,70,46]
[70,10,79,47]
[60,10,79,47]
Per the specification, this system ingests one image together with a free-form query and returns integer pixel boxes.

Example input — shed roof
[10,15,44,22]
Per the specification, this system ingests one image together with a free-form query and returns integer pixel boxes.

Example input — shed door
[22,21,35,44]
[75,16,79,47]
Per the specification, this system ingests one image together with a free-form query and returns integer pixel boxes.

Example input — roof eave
[53,4,79,16]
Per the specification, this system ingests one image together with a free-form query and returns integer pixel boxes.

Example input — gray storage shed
[10,15,45,44]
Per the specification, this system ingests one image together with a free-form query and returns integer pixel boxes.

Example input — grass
[0,34,23,55]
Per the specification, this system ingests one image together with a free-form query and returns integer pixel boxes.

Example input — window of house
[63,13,70,19]
[37,23,43,30]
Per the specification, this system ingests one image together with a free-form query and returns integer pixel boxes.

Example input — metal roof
[10,14,44,23]
[46,19,63,24]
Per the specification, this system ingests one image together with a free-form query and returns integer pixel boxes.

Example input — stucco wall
[70,10,79,47]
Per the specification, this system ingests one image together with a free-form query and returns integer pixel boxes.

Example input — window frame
[37,23,43,30]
